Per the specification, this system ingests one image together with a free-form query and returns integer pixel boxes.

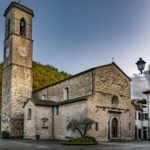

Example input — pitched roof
[31,99,56,107]
[23,98,55,108]
[33,62,131,93]
[23,96,88,108]
[143,90,150,94]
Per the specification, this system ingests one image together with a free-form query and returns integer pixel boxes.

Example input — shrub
[1,131,10,139]
[85,136,97,142]
[67,118,95,138]
[62,137,97,145]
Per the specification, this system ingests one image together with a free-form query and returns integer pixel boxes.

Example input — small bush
[62,137,97,145]
[1,131,10,139]
[85,136,97,142]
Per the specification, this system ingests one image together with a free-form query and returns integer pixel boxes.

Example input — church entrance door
[111,118,118,138]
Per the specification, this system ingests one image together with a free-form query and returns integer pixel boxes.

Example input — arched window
[28,108,31,120]
[129,122,131,130]
[42,95,46,100]
[111,96,119,107]
[7,19,11,35]
[95,122,99,131]
[64,87,69,100]
[20,18,26,36]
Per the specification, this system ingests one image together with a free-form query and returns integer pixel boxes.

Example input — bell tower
[1,2,34,137]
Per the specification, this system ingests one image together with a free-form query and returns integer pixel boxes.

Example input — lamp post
[136,58,146,74]
[136,58,150,139]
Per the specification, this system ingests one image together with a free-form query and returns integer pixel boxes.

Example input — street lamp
[136,58,146,74]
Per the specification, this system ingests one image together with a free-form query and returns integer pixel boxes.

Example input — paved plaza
[0,139,150,150]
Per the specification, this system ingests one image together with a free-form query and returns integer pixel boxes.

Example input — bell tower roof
[4,2,34,17]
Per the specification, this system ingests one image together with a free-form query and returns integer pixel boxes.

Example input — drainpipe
[92,70,95,95]
[52,107,55,139]
[141,106,143,140]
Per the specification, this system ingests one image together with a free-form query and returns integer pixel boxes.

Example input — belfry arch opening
[20,18,26,36]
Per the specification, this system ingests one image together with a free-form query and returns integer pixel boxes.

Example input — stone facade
[53,100,87,140]
[24,63,135,141]
[24,101,53,139]
[87,65,135,141]
[24,101,36,139]
[1,2,33,137]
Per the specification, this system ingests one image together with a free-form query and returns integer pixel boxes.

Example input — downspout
[52,107,55,139]
[92,70,95,95]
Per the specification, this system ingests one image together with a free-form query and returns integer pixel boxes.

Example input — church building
[1,2,135,141]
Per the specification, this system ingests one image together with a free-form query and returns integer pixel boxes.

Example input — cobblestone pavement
[0,139,150,150]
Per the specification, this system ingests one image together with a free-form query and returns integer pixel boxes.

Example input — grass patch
[62,137,97,145]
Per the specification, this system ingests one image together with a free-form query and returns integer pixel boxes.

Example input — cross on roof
[112,57,115,63]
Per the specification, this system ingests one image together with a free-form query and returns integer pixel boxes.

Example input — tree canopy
[67,118,95,138]
[0,61,71,97]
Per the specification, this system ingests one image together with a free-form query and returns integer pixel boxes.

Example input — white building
[133,94,150,140]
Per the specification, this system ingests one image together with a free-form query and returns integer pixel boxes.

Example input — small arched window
[20,18,26,36]
[129,122,131,130]
[64,87,69,100]
[111,96,119,107]
[42,95,46,100]
[28,108,31,120]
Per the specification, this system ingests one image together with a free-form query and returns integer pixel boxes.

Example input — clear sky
[0,0,150,77]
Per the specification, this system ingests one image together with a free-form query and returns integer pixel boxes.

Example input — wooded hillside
[0,61,70,96]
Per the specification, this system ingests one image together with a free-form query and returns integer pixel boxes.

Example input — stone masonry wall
[1,67,12,131]
[24,101,36,139]
[54,100,87,140]
[35,106,52,140]
[11,65,32,116]
[1,65,32,135]
[33,71,93,102]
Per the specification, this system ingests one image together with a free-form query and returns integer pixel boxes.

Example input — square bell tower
[1,2,34,137]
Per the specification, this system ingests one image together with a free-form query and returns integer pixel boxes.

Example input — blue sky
[0,0,150,77]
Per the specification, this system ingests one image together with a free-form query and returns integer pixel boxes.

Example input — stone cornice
[4,2,34,17]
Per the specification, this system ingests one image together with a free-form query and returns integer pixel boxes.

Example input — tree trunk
[83,124,89,137]
[75,128,84,138]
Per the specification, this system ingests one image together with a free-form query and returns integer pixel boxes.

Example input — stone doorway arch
[109,117,120,140]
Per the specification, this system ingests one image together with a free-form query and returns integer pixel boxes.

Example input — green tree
[0,61,71,103]
[67,118,95,138]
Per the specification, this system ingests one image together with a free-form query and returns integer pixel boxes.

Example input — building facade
[24,63,135,141]
[133,98,150,140]
[1,2,135,141]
